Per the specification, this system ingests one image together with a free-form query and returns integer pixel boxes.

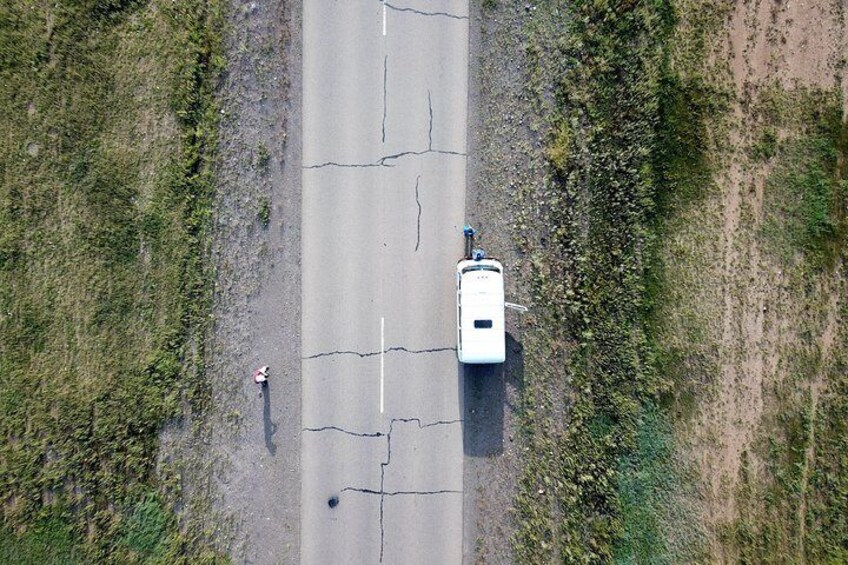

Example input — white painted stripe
[382,2,387,36]
[380,316,385,413]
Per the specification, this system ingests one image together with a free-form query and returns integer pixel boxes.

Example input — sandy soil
[159,1,303,563]
[678,0,848,558]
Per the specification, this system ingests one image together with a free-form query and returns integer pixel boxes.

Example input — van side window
[474,319,493,329]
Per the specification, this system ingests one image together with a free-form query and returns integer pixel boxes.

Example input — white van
[456,258,506,364]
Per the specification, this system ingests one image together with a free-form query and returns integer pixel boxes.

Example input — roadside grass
[0,511,83,565]
[646,0,733,429]
[508,0,726,561]
[0,0,223,559]
[508,0,847,559]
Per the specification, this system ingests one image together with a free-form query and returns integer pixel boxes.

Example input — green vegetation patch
[759,89,848,268]
[510,0,727,562]
[0,511,83,565]
[0,0,223,559]
[615,404,707,564]
[119,493,174,561]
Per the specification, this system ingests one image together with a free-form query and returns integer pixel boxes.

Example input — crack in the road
[385,1,468,20]
[382,55,388,144]
[302,425,384,438]
[303,418,463,561]
[302,345,456,360]
[374,418,462,562]
[302,148,466,170]
[342,487,462,496]
[414,175,422,251]
[312,418,462,563]
[427,90,433,151]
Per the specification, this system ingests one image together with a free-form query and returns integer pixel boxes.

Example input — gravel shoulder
[463,2,548,563]
[160,0,303,562]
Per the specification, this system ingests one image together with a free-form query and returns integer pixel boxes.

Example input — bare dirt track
[664,0,848,559]
[160,0,303,563]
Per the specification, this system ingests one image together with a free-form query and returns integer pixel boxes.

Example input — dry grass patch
[0,0,223,560]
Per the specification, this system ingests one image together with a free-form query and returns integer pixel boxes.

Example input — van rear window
[474,319,493,329]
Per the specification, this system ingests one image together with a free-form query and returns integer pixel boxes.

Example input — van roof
[457,259,505,364]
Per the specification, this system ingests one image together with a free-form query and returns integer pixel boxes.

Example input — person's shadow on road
[262,384,279,456]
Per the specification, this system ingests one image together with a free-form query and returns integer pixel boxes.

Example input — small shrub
[546,121,571,174]
[255,142,270,170]
[752,128,778,160]
[258,196,271,228]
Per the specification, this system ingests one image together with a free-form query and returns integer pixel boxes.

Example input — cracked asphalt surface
[301,0,470,562]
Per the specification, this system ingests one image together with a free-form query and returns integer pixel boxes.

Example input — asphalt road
[301,1,470,563]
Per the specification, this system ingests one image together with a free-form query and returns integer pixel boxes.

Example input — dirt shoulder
[161,0,303,562]
[463,1,546,563]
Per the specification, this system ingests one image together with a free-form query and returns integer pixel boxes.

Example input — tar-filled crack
[303,148,465,169]
[384,1,468,20]
[302,345,455,360]
[427,90,433,151]
[342,487,462,496]
[307,418,462,562]
[302,425,384,438]
[414,175,422,251]
[382,55,388,144]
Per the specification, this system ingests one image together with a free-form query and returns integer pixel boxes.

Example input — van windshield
[462,264,501,274]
